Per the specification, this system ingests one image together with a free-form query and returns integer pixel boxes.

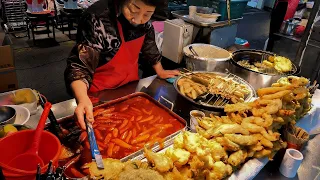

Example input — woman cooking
[65,0,179,129]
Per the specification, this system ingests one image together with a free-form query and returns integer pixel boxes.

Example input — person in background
[64,0,179,129]
[266,0,288,51]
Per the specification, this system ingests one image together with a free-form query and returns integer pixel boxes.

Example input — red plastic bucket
[0,130,61,180]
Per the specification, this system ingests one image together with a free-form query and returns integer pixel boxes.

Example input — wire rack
[3,0,27,31]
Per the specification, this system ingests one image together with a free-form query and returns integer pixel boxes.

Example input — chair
[26,11,56,44]
[59,8,83,38]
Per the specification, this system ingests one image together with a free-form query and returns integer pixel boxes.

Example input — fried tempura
[205,161,233,180]
[144,147,173,173]
[215,137,240,152]
[165,148,190,167]
[205,124,250,138]
[253,149,272,158]
[228,149,247,167]
[225,134,258,146]
[253,134,273,148]
[225,102,252,113]
[85,158,125,179]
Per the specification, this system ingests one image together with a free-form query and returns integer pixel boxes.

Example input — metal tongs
[85,119,104,169]
[189,46,199,56]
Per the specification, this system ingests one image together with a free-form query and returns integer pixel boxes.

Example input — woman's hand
[74,96,94,130]
[71,80,94,130]
[153,62,180,79]
[157,69,180,79]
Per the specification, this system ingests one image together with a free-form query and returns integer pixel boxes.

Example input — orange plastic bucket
[0,130,61,180]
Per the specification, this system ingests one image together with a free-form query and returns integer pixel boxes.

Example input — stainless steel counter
[26,75,320,180]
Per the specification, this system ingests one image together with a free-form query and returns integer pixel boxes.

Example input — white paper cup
[189,6,197,18]
[279,148,304,178]
[190,110,205,132]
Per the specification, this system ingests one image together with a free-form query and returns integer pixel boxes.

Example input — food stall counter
[24,74,320,180]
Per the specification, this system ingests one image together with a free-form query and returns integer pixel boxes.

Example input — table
[26,75,320,179]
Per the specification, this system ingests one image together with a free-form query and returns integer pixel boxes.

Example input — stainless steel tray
[171,10,243,27]
[173,71,257,110]
[55,92,187,162]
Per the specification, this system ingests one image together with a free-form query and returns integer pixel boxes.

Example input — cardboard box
[0,43,17,92]
[0,45,14,70]
[0,69,18,93]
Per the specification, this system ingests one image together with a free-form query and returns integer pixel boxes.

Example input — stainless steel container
[183,43,231,73]
[229,50,298,90]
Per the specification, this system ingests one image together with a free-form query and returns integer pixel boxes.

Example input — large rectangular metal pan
[54,92,187,162]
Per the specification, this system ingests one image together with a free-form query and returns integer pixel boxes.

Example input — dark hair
[117,0,167,9]
[140,0,167,8]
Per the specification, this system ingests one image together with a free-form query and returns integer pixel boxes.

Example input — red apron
[89,21,145,92]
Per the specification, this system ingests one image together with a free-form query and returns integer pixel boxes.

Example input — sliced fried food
[215,137,240,152]
[225,134,258,146]
[197,117,222,130]
[261,130,280,142]
[261,90,291,100]
[204,161,233,180]
[118,168,164,180]
[228,149,248,167]
[165,148,190,167]
[86,158,125,179]
[205,124,250,138]
[183,131,203,153]
[241,117,266,133]
[173,133,184,149]
[144,147,173,173]
[248,142,264,152]
[257,86,292,97]
[161,167,185,180]
[253,149,272,158]
[188,155,205,174]
[224,102,252,113]
[253,134,273,148]
[205,140,228,161]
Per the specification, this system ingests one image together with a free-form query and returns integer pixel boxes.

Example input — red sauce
[63,96,185,178]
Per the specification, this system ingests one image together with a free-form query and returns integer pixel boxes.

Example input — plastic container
[0,130,61,180]
[218,0,249,21]
[0,88,38,115]
[187,0,220,12]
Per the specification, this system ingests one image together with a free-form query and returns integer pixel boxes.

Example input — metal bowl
[229,49,298,90]
[173,71,256,110]
[183,43,231,73]
[0,106,16,125]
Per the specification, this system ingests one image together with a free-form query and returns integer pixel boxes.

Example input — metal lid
[183,43,231,61]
